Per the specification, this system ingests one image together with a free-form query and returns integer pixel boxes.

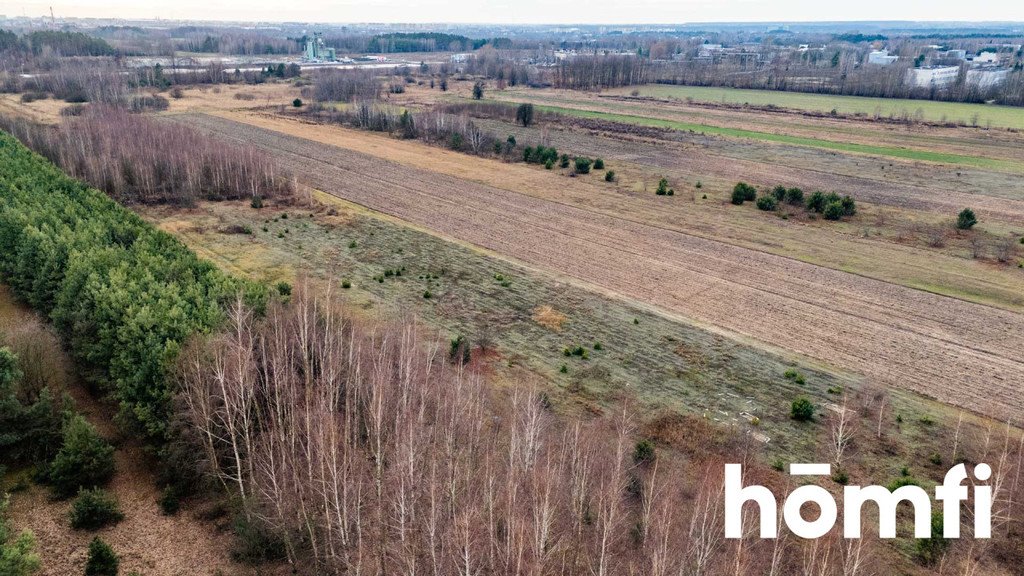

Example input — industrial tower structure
[303,32,336,62]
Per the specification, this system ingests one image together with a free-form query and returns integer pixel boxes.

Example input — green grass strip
[525,102,1019,172]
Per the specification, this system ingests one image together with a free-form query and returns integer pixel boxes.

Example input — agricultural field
[169,108,1024,421]
[140,192,985,473]
[482,88,1024,172]
[611,84,1024,130]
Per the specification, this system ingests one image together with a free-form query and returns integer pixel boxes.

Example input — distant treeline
[650,56,1024,107]
[2,58,297,102]
[0,29,18,53]
[308,68,381,102]
[910,32,1024,40]
[0,131,264,445]
[2,28,117,57]
[2,30,117,56]
[0,108,294,205]
[834,33,887,43]
[365,32,506,53]
[465,48,533,87]
[174,32,296,55]
[553,55,650,89]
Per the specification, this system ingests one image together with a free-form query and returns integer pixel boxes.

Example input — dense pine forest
[0,133,265,444]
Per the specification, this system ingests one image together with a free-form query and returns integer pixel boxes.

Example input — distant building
[907,65,960,89]
[966,67,1010,88]
[939,49,967,60]
[451,53,471,63]
[968,51,1001,65]
[303,32,336,62]
[697,43,723,58]
[868,49,899,65]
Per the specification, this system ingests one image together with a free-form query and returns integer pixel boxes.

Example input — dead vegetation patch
[641,409,735,460]
[532,305,567,331]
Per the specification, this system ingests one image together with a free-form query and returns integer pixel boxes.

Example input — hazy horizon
[5,0,1024,26]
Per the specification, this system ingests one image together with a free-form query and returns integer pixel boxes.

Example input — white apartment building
[907,65,960,88]
[966,67,1010,88]
[868,49,898,65]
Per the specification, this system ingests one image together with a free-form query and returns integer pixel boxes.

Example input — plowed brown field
[175,112,1024,420]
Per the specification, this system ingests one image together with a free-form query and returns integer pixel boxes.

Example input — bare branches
[178,282,890,575]
[553,55,649,90]
[0,108,294,205]
[828,393,857,470]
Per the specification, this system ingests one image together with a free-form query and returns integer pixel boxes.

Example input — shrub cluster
[733,182,856,222]
[731,182,757,205]
[0,347,64,466]
[523,145,559,165]
[310,69,380,103]
[633,439,656,464]
[784,368,806,386]
[128,94,169,113]
[562,345,590,360]
[449,335,471,365]
[305,100,599,182]
[806,191,856,220]
[0,496,41,575]
[85,537,119,576]
[69,488,124,530]
[956,208,977,230]
[769,185,804,205]
[755,196,777,211]
[437,101,551,125]
[791,396,815,421]
[46,415,115,498]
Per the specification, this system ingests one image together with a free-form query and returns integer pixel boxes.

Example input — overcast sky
[5,0,1024,25]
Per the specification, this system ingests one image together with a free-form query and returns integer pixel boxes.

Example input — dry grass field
[0,81,302,125]
[0,94,69,124]
[3,80,1019,423]
[171,109,1024,421]
[140,193,997,471]
[164,83,302,114]
[202,109,1024,309]
[482,87,1024,170]
[611,84,1024,130]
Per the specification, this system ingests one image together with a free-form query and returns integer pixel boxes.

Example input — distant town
[2,18,1022,105]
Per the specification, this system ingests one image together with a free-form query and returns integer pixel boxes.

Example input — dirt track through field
[176,112,1024,420]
